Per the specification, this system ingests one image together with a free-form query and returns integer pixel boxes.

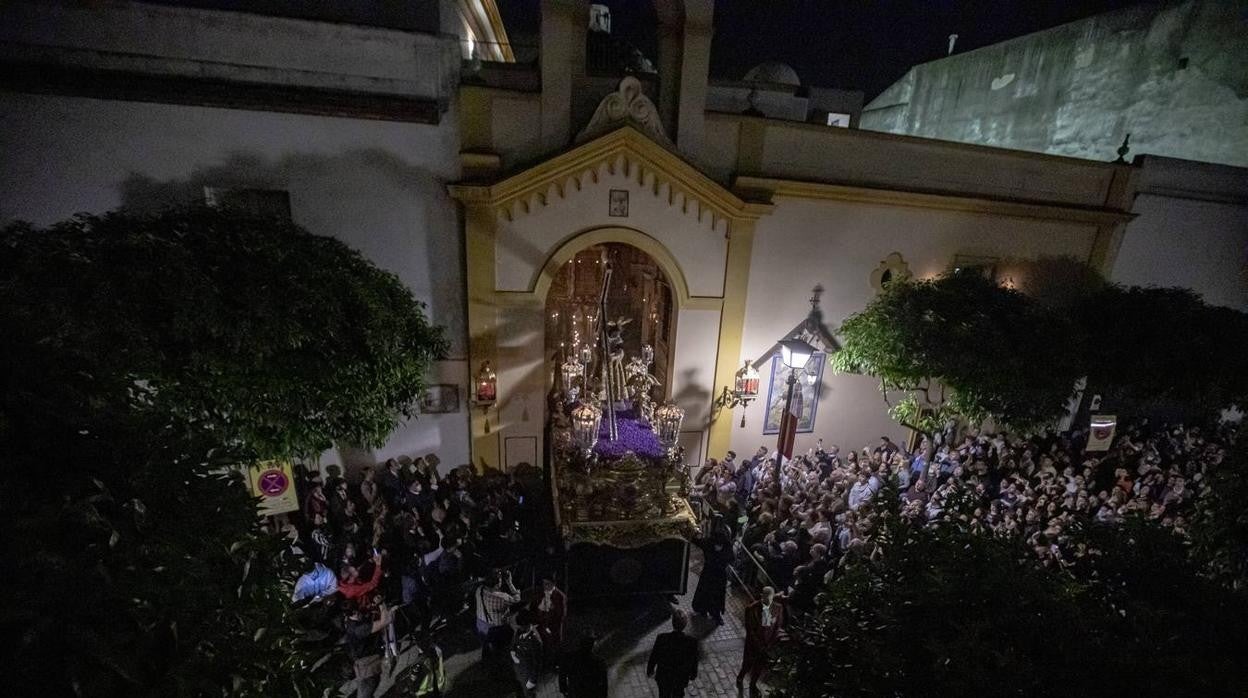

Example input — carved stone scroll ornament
[576,76,673,147]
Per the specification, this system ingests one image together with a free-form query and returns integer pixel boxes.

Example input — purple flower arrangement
[592,408,665,460]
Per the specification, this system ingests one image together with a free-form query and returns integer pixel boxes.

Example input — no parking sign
[246,460,299,516]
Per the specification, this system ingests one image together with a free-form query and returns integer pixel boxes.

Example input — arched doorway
[544,242,676,399]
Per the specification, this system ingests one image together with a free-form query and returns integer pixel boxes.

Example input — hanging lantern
[654,403,685,452]
[570,403,602,455]
[561,355,585,395]
[734,360,760,400]
[474,361,497,406]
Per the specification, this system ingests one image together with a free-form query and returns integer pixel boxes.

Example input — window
[950,254,1000,281]
[825,112,851,128]
[870,252,912,292]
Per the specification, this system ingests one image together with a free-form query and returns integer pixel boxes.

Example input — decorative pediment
[449,126,772,230]
[576,76,672,147]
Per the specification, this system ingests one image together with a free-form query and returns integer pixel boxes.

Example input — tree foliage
[833,271,1083,435]
[770,500,1248,698]
[1190,434,1248,587]
[3,412,331,697]
[1070,285,1248,416]
[0,207,447,696]
[834,262,1248,434]
[2,207,447,459]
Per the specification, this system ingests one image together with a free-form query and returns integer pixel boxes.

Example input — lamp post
[775,337,815,489]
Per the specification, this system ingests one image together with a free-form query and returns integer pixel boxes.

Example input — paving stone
[364,548,775,697]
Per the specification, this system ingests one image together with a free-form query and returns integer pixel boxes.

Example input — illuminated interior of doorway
[545,242,676,401]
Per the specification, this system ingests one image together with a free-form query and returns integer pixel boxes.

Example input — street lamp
[775,337,816,488]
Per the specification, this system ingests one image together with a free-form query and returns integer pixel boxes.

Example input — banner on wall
[246,459,300,517]
[1086,415,1117,452]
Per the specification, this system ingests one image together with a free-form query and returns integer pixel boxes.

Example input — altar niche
[544,242,676,400]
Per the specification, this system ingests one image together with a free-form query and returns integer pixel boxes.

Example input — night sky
[153,0,1146,101]
[502,0,1143,99]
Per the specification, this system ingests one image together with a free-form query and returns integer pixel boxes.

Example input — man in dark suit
[737,586,785,698]
[647,609,699,698]
[558,634,608,697]
[510,610,542,698]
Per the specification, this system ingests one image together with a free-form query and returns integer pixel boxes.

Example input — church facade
[2,0,1245,472]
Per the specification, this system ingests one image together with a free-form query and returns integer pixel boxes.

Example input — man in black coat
[558,634,608,697]
[647,609,699,698]
[511,610,543,697]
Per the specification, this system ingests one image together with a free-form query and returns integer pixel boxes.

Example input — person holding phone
[340,550,385,600]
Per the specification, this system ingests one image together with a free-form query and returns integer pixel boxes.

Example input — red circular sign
[257,469,289,497]
[1092,426,1112,440]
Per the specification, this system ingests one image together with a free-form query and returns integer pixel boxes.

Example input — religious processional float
[547,260,697,595]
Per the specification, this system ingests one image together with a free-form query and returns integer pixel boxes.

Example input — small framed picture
[609,189,629,217]
[420,384,460,414]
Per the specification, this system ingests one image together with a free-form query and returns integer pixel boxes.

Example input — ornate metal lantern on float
[570,402,602,457]
[654,402,685,454]
[561,354,586,404]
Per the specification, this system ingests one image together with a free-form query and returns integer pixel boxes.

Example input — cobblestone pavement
[368,549,769,697]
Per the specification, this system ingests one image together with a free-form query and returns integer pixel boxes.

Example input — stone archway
[450,126,771,470]
[544,240,678,401]
[527,225,696,307]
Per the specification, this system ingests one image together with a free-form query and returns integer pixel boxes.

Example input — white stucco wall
[0,92,471,470]
[727,197,1102,458]
[1114,194,1248,310]
[670,307,722,430]
[1111,157,1248,311]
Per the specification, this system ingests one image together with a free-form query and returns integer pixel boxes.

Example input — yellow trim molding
[735,176,1135,227]
[463,201,501,469]
[706,219,757,458]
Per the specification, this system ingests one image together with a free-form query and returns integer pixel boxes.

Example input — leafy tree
[1190,433,1248,588]
[1069,285,1248,418]
[2,207,447,458]
[770,502,1104,698]
[832,271,1083,438]
[1067,516,1248,692]
[770,495,1248,698]
[1,208,446,696]
[1005,255,1108,311]
[834,262,1248,438]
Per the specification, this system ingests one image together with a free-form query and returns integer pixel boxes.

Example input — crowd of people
[692,420,1235,619]
[286,455,553,697]
[279,418,1234,697]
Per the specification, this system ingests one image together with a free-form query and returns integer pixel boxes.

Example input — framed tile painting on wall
[420,384,460,414]
[762,352,826,435]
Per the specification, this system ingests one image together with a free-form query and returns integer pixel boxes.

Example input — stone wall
[0,1,472,470]
[861,0,1248,168]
